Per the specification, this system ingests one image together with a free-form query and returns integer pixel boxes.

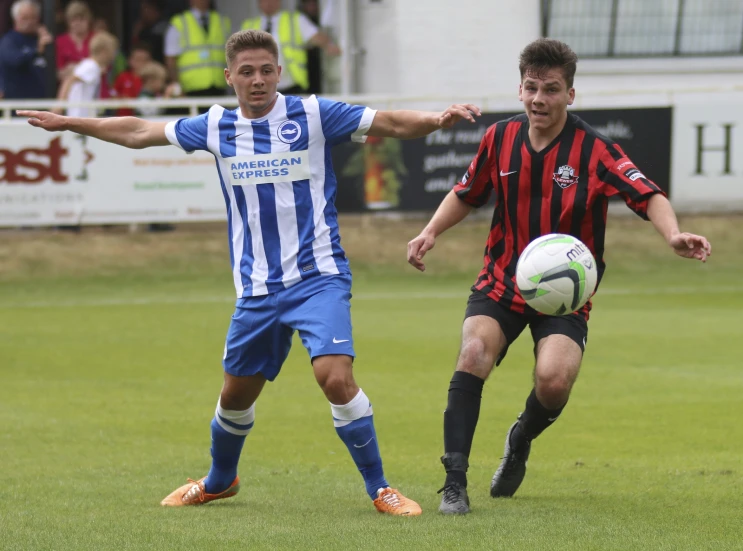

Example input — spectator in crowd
[89,15,125,101]
[113,44,151,116]
[132,0,168,64]
[241,0,339,95]
[55,0,93,82]
[164,0,230,110]
[136,60,180,117]
[57,31,118,118]
[298,0,322,95]
[0,0,52,100]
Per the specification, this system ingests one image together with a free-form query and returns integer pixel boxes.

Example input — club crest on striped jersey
[553,164,579,189]
[277,120,302,144]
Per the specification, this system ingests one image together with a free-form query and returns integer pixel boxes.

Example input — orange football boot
[160,476,240,507]
[373,487,422,516]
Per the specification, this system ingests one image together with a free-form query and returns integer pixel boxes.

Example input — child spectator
[136,60,180,117]
[113,44,151,116]
[90,16,124,101]
[57,31,119,118]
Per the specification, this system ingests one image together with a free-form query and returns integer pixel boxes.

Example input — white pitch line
[0,285,740,310]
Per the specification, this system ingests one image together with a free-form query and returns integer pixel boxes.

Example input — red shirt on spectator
[56,32,114,99]
[55,32,93,71]
[113,71,142,116]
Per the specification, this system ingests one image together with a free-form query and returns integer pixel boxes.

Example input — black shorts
[464,290,588,366]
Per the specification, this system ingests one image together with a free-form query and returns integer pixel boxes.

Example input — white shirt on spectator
[67,58,101,118]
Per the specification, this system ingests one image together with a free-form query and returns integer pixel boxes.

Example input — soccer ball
[515,234,598,316]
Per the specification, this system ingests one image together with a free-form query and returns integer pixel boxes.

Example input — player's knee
[321,376,357,404]
[535,371,575,406]
[314,358,357,404]
[456,338,495,378]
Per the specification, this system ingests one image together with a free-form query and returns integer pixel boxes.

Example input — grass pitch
[1,215,742,550]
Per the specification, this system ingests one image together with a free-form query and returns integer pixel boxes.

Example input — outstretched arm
[647,194,712,262]
[407,190,474,271]
[16,110,170,149]
[368,104,481,140]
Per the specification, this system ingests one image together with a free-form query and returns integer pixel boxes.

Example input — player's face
[226,48,281,118]
[519,69,575,132]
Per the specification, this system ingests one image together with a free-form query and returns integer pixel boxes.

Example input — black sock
[442,371,484,487]
[512,388,566,449]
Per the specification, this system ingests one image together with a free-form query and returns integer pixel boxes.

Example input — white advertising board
[0,123,225,226]
[671,94,743,211]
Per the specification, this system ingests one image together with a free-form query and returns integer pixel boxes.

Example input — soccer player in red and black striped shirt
[407,38,712,515]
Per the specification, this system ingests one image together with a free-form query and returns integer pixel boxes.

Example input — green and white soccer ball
[516,234,598,316]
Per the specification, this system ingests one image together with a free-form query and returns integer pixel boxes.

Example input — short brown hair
[65,0,92,22]
[225,30,279,66]
[519,38,578,88]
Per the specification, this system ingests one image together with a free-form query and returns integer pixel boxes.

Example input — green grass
[1,218,742,550]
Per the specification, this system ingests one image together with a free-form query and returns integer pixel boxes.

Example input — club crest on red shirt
[553,165,579,189]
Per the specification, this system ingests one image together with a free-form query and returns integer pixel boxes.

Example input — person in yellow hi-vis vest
[242,0,339,95]
[164,0,231,111]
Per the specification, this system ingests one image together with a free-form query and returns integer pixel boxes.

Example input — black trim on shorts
[464,289,587,365]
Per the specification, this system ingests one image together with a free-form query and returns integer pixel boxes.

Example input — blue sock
[203,402,254,494]
[332,390,388,499]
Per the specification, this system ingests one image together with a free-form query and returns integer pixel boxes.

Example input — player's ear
[225,68,232,88]
[567,87,575,105]
[518,83,523,101]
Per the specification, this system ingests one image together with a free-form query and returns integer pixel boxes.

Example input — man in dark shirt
[132,0,168,64]
[0,0,52,99]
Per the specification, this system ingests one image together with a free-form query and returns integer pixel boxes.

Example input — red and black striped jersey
[453,112,664,319]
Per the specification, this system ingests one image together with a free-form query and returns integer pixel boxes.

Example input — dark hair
[519,38,578,88]
[130,41,152,55]
[140,0,165,11]
[225,30,278,66]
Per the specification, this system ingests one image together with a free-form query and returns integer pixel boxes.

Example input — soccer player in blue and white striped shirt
[19,29,481,516]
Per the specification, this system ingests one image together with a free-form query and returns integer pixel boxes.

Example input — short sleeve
[316,96,376,146]
[163,24,182,57]
[165,111,209,153]
[596,143,664,220]
[297,12,320,42]
[452,124,496,208]
[74,59,100,84]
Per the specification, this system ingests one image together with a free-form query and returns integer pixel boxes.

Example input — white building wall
[355,0,540,97]
[351,0,743,101]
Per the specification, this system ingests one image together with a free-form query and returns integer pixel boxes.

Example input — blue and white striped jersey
[165,93,376,298]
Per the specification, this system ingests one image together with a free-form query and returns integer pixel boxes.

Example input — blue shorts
[223,274,354,381]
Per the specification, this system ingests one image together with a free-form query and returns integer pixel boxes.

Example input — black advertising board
[332,107,672,212]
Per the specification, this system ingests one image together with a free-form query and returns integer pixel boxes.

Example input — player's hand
[407,231,436,272]
[669,232,712,262]
[16,110,68,131]
[438,104,481,129]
